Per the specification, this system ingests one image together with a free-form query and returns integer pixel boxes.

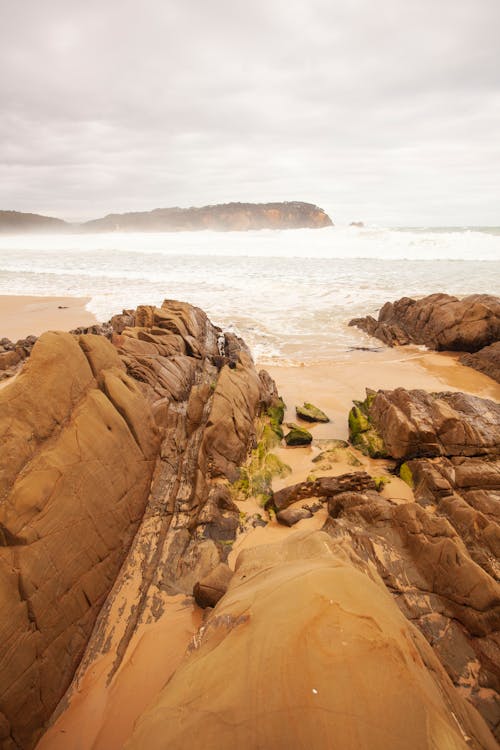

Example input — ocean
[0,225,498,365]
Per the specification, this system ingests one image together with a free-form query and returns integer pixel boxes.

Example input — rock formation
[0,336,36,381]
[126,530,497,750]
[349,293,500,382]
[82,201,333,232]
[342,387,500,737]
[1,300,499,750]
[0,332,159,749]
[0,300,277,749]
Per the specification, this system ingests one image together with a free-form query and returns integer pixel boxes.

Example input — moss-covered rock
[348,405,370,437]
[348,393,387,458]
[312,440,363,468]
[373,475,390,492]
[267,398,286,439]
[232,420,291,506]
[295,402,330,423]
[399,462,414,488]
[284,424,313,446]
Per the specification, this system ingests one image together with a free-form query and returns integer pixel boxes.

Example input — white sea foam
[0,225,498,364]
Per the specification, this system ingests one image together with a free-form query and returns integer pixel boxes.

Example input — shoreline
[0,295,96,341]
[1,294,498,407]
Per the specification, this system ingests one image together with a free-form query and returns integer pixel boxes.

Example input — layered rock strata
[0,332,159,749]
[349,293,500,382]
[0,300,277,749]
[343,387,500,737]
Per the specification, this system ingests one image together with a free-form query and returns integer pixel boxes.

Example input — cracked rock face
[349,293,500,382]
[341,386,500,739]
[0,331,160,749]
[368,388,500,460]
[0,300,277,750]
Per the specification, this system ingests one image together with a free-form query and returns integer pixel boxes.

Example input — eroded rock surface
[349,293,500,382]
[343,386,500,738]
[0,332,159,749]
[0,300,277,750]
[350,388,500,460]
[126,531,497,750]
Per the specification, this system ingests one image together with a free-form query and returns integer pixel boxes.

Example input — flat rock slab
[273,472,376,511]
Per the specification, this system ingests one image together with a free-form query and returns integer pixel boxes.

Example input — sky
[1,0,499,226]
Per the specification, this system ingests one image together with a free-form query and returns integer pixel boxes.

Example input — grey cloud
[0,0,499,224]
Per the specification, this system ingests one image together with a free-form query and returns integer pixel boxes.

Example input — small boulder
[193,563,233,608]
[295,402,330,423]
[277,507,313,526]
[284,424,313,446]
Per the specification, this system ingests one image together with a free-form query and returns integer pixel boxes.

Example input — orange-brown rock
[0,331,159,749]
[193,563,233,608]
[29,299,277,750]
[460,342,500,384]
[125,531,497,750]
[321,474,500,740]
[367,388,500,460]
[272,471,376,511]
[349,294,500,382]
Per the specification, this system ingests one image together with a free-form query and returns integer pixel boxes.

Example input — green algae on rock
[284,423,313,446]
[233,418,291,506]
[399,462,414,488]
[266,398,286,439]
[295,402,330,423]
[348,393,388,459]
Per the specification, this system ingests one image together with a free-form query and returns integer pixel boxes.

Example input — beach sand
[14,295,497,749]
[0,295,96,341]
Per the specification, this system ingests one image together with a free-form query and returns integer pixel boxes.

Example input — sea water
[0,225,498,364]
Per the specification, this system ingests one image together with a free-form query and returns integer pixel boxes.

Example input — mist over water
[0,225,498,364]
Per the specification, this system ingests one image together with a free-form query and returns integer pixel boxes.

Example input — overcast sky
[1,0,499,225]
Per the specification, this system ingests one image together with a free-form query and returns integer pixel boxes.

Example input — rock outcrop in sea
[0,202,333,234]
[0,298,498,750]
[349,293,500,382]
[81,201,333,232]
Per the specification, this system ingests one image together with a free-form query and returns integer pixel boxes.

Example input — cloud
[0,0,499,224]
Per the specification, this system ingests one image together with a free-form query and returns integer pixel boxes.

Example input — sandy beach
[0,295,96,341]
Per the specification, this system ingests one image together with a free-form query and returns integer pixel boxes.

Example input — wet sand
[264,347,499,442]
[0,295,96,341]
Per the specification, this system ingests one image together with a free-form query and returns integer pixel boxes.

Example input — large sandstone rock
[343,385,500,736]
[125,531,497,750]
[349,293,500,382]
[349,293,500,352]
[322,471,500,739]
[32,299,278,750]
[0,332,159,749]
[352,388,500,460]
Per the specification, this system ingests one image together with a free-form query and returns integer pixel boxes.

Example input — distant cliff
[82,202,333,232]
[0,210,69,233]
